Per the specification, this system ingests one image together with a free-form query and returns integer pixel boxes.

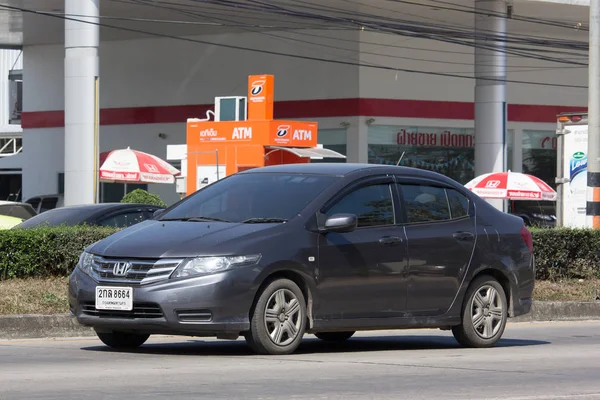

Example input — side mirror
[323,213,358,233]
[153,209,165,219]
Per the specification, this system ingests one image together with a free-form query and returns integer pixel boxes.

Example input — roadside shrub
[531,227,600,281]
[121,189,167,207]
[0,226,119,280]
[0,225,599,282]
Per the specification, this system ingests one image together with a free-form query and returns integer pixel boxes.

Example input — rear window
[15,208,97,228]
[399,183,470,223]
[0,204,36,220]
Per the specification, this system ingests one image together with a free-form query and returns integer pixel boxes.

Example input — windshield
[159,172,338,223]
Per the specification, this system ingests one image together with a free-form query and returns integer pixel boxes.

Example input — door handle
[379,236,403,245]
[453,232,475,241]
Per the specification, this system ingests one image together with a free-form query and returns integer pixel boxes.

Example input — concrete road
[1,321,600,400]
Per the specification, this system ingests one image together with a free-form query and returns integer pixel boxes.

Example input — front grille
[82,302,164,319]
[91,257,183,285]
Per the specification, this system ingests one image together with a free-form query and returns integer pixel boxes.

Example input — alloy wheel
[470,284,504,339]
[264,288,303,347]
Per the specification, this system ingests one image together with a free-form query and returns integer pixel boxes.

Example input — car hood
[89,219,282,259]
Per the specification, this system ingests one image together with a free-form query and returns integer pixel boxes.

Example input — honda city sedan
[68,163,535,355]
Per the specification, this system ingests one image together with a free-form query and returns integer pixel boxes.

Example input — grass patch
[534,279,600,302]
[0,276,69,315]
[0,278,599,315]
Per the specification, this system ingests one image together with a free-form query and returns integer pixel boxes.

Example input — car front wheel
[95,330,150,349]
[452,275,508,348]
[245,278,307,355]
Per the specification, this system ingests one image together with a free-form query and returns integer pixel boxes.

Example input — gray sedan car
[68,163,535,355]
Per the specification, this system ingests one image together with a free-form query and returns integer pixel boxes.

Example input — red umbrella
[99,147,180,184]
[464,171,556,201]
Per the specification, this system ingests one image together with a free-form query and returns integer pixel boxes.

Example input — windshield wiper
[241,217,288,224]
[161,216,232,223]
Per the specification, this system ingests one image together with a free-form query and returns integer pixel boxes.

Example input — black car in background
[14,203,163,229]
[69,163,535,355]
[510,200,556,228]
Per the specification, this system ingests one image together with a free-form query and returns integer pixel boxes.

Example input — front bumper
[68,266,257,336]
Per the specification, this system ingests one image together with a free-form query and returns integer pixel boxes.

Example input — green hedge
[121,189,167,208]
[531,227,600,281]
[0,226,119,280]
[0,225,599,281]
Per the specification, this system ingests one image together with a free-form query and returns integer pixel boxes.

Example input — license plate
[95,286,133,311]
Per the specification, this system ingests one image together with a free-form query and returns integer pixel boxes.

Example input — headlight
[77,251,95,277]
[171,254,261,279]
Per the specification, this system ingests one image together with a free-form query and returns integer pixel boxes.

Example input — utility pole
[64,0,100,206]
[474,0,507,212]
[588,0,600,228]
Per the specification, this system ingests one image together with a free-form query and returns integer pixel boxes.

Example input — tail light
[520,225,533,253]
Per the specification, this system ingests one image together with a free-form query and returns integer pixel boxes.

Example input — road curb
[510,301,600,323]
[0,314,94,340]
[1,301,599,340]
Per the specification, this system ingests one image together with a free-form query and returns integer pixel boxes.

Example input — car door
[396,177,477,317]
[316,175,409,320]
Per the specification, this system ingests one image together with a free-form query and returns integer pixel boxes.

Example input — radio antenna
[396,151,406,166]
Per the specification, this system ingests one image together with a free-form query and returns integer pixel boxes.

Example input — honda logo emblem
[113,262,132,277]
[485,180,501,188]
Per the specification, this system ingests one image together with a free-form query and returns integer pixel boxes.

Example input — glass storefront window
[522,130,556,189]
[368,125,515,185]
[368,125,477,184]
[313,128,347,163]
[509,129,557,220]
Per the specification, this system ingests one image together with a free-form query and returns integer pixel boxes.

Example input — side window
[40,197,58,212]
[400,184,450,223]
[326,183,395,228]
[99,211,146,228]
[446,188,470,219]
[27,198,41,212]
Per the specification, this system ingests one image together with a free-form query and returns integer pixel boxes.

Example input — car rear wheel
[452,275,508,348]
[314,331,355,342]
[95,330,150,349]
[245,278,307,355]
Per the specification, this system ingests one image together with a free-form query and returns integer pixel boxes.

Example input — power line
[0,3,587,89]
[383,0,588,31]
[171,0,589,64]
[121,0,589,66]
[183,0,588,46]
[95,2,588,69]
[334,0,588,51]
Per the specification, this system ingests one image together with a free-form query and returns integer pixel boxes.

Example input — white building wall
[21,29,588,204]
[359,32,587,106]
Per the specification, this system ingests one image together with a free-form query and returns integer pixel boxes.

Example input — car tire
[95,330,150,349]
[452,275,508,348]
[314,331,355,342]
[245,278,307,355]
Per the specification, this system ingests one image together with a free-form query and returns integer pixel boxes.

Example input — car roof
[52,202,162,211]
[239,163,459,183]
